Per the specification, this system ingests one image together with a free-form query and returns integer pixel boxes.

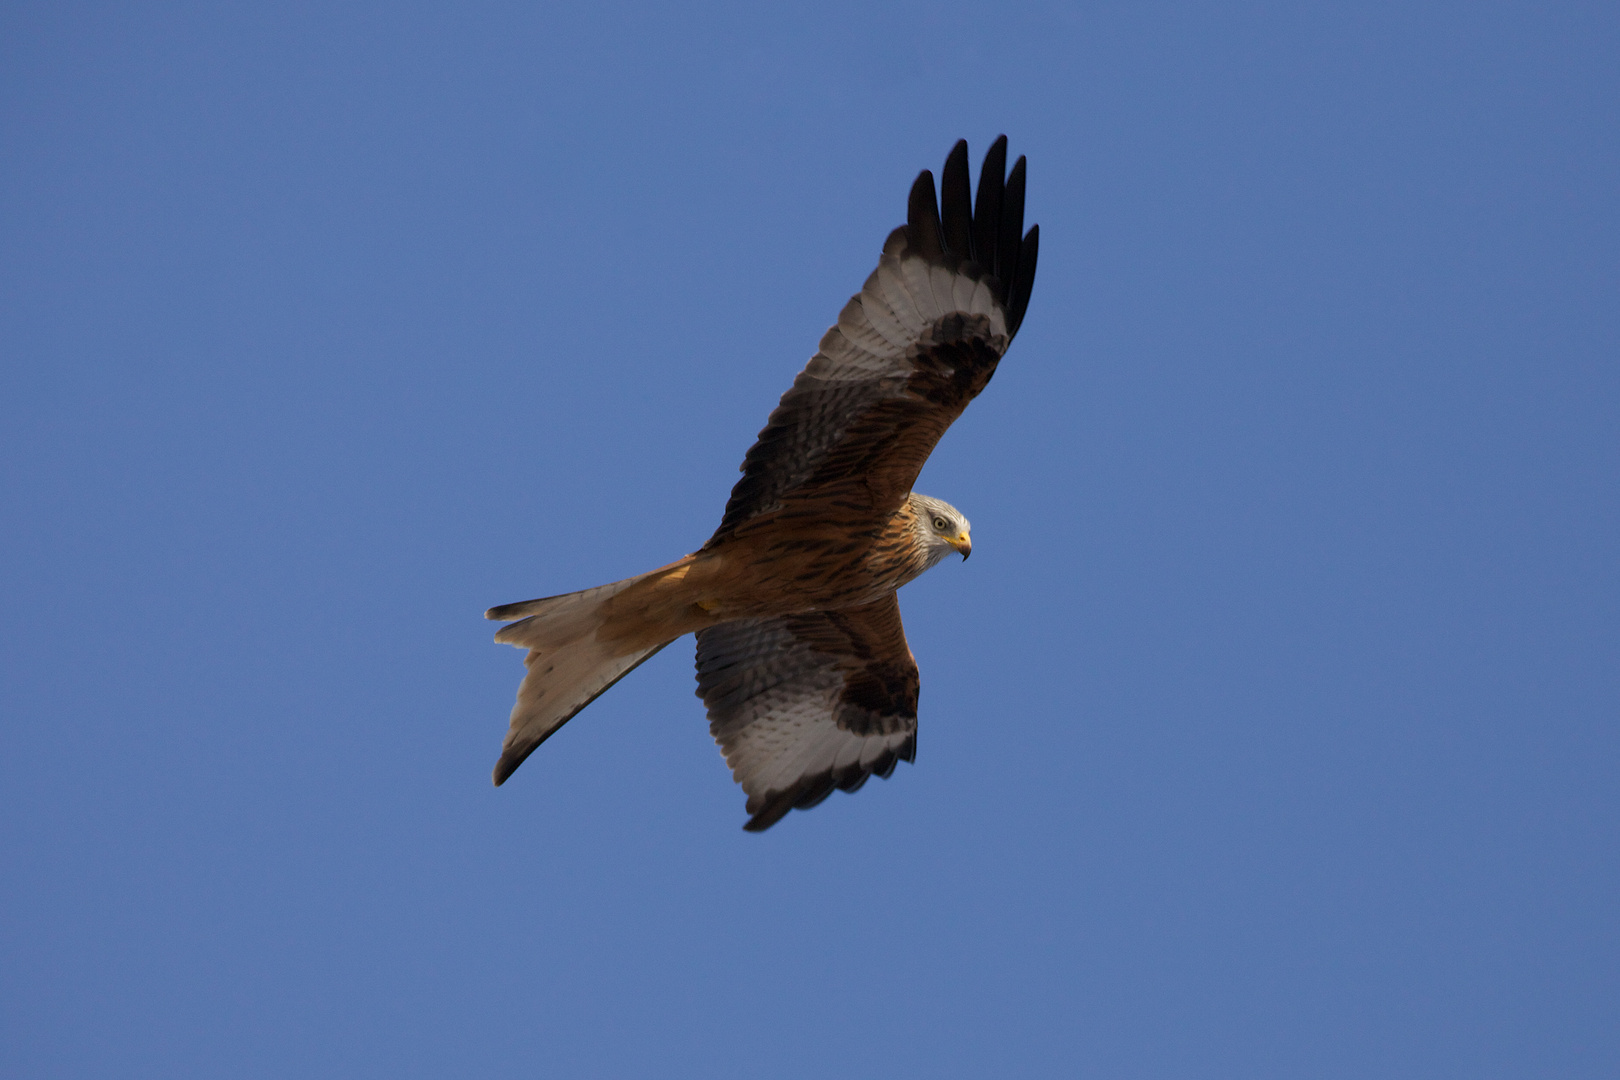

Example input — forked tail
[485,557,696,785]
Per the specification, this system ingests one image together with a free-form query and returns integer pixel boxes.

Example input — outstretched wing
[694,594,920,831]
[708,137,1039,544]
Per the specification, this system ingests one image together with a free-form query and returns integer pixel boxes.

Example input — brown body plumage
[557,493,946,655]
[485,138,1038,830]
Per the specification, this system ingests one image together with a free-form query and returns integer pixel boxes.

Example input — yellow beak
[950,533,972,560]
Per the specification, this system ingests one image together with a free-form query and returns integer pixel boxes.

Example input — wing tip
[912,137,1038,339]
[742,806,790,832]
[1008,223,1039,337]
[941,140,973,258]
[906,169,945,261]
[492,740,537,786]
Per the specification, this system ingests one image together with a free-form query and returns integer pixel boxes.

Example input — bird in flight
[486,137,1039,831]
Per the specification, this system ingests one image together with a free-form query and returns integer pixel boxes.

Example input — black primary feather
[906,170,945,261]
[972,135,1008,281]
[1010,223,1039,336]
[997,155,1027,307]
[940,139,973,259]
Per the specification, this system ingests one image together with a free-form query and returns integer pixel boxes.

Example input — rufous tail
[484,556,699,785]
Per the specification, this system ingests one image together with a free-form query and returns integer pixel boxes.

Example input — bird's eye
[933,517,948,531]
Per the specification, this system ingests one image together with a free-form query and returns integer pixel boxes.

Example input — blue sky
[3,2,1616,1076]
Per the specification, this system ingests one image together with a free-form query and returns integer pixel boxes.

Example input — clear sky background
[3,2,1616,1077]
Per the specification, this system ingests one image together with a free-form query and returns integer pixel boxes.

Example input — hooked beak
[950,533,972,560]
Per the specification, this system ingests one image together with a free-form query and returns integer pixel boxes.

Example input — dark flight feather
[972,136,1007,281]
[940,140,973,260]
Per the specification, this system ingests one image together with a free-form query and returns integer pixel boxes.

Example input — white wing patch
[807,228,1009,385]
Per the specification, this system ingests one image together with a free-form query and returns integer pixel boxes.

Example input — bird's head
[910,493,973,564]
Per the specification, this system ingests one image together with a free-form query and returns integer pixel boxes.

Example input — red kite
[487,138,1039,830]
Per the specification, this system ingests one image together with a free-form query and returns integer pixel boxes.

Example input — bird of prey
[486,137,1039,831]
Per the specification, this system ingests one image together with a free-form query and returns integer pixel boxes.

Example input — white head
[909,493,973,567]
